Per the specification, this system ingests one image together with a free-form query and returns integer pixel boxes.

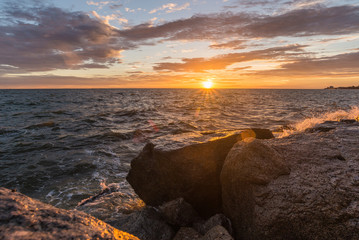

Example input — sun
[202,80,213,89]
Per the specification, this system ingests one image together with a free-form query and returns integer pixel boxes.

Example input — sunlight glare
[203,80,213,89]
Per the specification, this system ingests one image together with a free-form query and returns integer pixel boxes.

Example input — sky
[0,0,359,89]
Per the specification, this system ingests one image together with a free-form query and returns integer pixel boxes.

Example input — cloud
[154,45,306,72]
[0,4,131,73]
[119,5,359,42]
[149,2,190,14]
[209,40,246,49]
[86,1,110,9]
[268,51,359,75]
[91,11,128,25]
[246,5,359,37]
[2,2,359,78]
[109,4,123,9]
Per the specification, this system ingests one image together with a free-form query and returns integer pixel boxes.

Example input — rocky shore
[1,121,359,239]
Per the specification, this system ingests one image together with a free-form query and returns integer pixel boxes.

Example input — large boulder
[221,121,359,239]
[127,129,273,217]
[0,187,138,240]
[127,133,240,217]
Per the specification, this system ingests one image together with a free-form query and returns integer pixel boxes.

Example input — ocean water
[1,89,359,208]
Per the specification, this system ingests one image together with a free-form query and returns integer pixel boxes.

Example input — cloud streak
[149,3,190,14]
[118,5,359,43]
[154,45,306,72]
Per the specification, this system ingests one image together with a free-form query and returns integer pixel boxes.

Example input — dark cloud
[0,4,130,73]
[109,4,123,10]
[209,40,246,49]
[154,45,305,72]
[246,5,359,37]
[118,12,251,41]
[118,5,359,42]
[270,51,359,75]
[2,2,359,76]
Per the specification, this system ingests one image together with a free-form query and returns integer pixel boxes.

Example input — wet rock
[0,187,138,240]
[159,198,201,227]
[173,227,202,240]
[127,129,273,217]
[195,214,233,236]
[110,207,175,240]
[202,225,234,240]
[76,182,145,223]
[221,121,359,239]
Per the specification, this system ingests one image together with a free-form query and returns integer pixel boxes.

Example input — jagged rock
[127,129,274,217]
[194,214,233,236]
[76,182,145,223]
[202,225,234,240]
[0,187,138,240]
[109,207,175,240]
[159,198,201,227]
[173,227,202,240]
[221,121,359,239]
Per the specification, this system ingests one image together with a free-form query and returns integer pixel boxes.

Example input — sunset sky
[1,0,359,88]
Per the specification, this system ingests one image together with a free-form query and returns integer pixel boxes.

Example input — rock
[173,227,202,240]
[76,182,145,223]
[0,187,138,240]
[173,225,233,240]
[127,133,241,217]
[241,128,274,140]
[159,198,201,227]
[194,214,233,236]
[127,129,273,217]
[221,121,359,239]
[340,119,356,123]
[202,225,234,240]
[109,207,175,240]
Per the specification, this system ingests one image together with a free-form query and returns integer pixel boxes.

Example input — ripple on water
[1,89,359,208]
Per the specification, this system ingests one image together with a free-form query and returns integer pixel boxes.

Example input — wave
[25,121,56,129]
[277,106,359,138]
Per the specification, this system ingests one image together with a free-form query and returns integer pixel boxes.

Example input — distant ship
[325,85,359,89]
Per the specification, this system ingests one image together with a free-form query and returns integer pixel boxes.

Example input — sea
[1,89,359,209]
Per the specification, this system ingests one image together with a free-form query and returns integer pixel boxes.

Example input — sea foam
[277,106,359,138]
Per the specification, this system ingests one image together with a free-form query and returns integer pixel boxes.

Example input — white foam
[277,106,359,138]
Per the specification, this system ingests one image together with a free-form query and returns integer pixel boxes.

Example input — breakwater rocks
[0,187,138,240]
[126,122,359,239]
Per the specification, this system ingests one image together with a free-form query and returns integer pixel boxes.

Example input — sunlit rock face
[221,121,359,239]
[0,187,139,240]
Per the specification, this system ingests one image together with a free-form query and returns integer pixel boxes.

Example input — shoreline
[2,119,359,239]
